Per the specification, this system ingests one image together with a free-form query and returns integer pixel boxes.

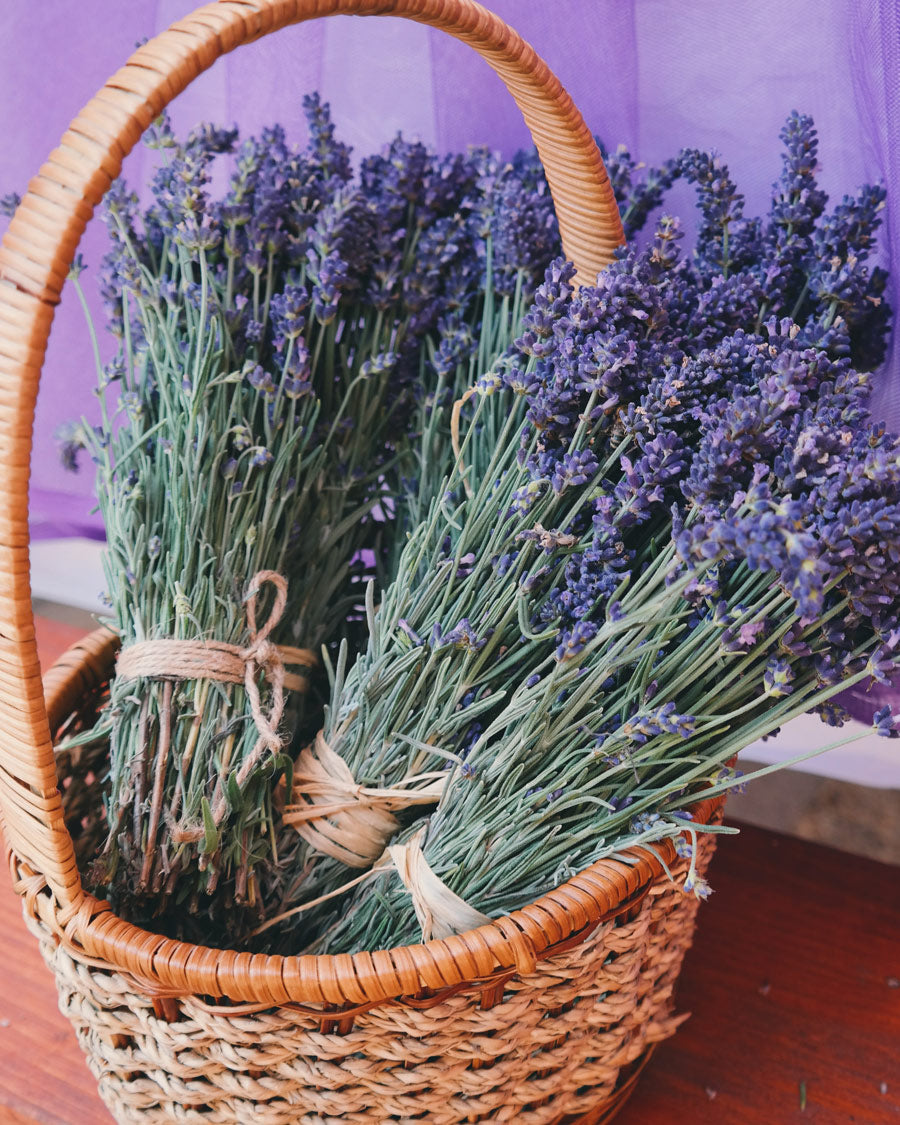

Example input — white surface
[28,537,900,788]
[744,713,900,789]
[29,536,108,616]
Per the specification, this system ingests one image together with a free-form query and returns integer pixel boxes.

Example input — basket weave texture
[24,846,713,1125]
[0,2,721,1122]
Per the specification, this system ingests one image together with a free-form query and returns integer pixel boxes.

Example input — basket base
[28,892,690,1125]
[16,825,718,1125]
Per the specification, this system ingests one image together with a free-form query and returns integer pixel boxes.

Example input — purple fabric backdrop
[2,3,898,707]
[1,1,897,530]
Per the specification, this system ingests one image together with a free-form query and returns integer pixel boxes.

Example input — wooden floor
[0,620,898,1124]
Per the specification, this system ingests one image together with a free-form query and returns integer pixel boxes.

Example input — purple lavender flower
[763,657,795,697]
[269,285,308,345]
[630,811,661,833]
[674,836,694,859]
[435,619,486,653]
[556,620,598,661]
[309,250,352,324]
[0,191,21,217]
[873,705,898,738]
[813,701,850,727]
[284,376,312,400]
[249,446,273,468]
[516,259,577,357]
[230,425,251,451]
[865,646,897,686]
[551,450,599,494]
[120,392,144,421]
[247,365,276,397]
[175,214,222,253]
[359,351,398,380]
[679,148,747,277]
[683,873,713,900]
[55,421,90,473]
[475,147,560,295]
[624,702,696,743]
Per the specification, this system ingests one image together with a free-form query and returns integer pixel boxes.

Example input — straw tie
[254,820,491,941]
[388,827,491,941]
[117,570,315,820]
[285,733,448,868]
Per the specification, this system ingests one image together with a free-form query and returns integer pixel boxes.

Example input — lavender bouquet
[262,114,897,954]
[383,143,682,579]
[60,101,497,931]
[256,146,686,931]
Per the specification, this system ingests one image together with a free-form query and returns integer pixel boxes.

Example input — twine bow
[237,570,292,762]
[285,733,447,867]
[116,570,315,825]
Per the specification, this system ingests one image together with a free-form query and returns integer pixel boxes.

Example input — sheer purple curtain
[1,1,897,710]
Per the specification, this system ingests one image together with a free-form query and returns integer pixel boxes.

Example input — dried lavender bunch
[257,152,553,926]
[265,115,897,953]
[97,106,484,653]
[675,111,889,370]
[257,147,689,933]
[306,253,898,954]
[63,102,488,933]
[381,147,560,575]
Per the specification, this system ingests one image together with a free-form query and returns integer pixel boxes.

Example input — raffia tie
[116,571,315,816]
[387,827,491,941]
[284,732,447,868]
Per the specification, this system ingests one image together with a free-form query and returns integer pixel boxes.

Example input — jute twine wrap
[258,801,489,940]
[116,571,315,824]
[285,732,447,867]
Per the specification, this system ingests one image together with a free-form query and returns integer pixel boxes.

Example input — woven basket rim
[16,627,727,1012]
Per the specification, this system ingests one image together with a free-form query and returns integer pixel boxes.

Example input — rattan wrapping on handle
[0,0,644,1019]
[0,0,623,917]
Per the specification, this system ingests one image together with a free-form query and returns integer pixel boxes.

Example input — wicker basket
[0,3,724,1122]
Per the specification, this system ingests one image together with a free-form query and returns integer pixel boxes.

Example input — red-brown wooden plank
[619,826,900,1124]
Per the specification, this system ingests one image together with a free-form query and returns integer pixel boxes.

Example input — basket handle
[0,0,623,909]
